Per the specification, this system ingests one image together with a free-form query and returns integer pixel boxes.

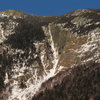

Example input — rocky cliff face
[0,9,100,100]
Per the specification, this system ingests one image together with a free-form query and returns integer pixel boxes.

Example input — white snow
[8,24,62,100]
[4,73,9,84]
[75,31,100,63]
[0,13,9,18]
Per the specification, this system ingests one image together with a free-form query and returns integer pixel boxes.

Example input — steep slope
[0,9,100,100]
[32,9,100,100]
[0,10,62,100]
[32,62,100,100]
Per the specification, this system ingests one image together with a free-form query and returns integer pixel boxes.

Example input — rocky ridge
[0,9,99,100]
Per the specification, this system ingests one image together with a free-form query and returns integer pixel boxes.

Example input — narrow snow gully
[8,24,62,100]
[42,24,60,76]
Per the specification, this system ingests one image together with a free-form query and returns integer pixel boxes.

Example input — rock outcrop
[0,9,100,100]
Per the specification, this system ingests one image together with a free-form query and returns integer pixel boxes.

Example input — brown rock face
[0,9,100,100]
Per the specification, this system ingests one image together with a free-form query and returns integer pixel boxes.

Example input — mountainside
[0,9,100,100]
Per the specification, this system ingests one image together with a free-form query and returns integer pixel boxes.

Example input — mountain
[0,9,100,100]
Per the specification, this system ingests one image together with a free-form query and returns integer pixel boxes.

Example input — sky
[0,0,100,16]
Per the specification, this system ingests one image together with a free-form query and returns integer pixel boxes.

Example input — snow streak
[8,24,61,100]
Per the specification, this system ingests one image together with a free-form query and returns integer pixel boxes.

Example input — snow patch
[8,24,62,100]
[75,31,100,63]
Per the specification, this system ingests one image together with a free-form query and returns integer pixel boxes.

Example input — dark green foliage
[0,49,13,92]
[4,18,45,49]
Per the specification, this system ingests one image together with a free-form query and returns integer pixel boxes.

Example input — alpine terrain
[0,9,100,100]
